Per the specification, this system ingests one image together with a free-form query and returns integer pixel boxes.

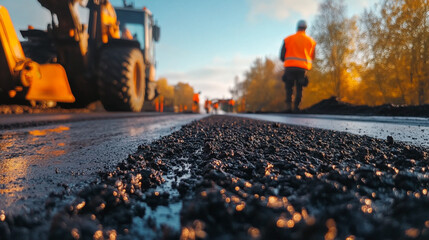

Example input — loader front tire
[98,47,145,112]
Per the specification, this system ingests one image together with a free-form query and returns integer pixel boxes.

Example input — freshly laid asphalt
[0,113,204,215]
[239,113,429,147]
[1,115,429,239]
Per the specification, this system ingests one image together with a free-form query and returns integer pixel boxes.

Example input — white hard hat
[297,20,307,29]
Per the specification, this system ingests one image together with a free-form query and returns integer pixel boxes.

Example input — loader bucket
[26,64,75,103]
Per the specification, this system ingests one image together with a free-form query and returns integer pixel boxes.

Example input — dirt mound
[305,97,429,117]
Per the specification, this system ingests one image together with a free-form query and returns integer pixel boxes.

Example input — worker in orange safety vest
[280,20,316,112]
[212,102,219,114]
[208,100,212,113]
[228,99,235,113]
[192,92,200,113]
[204,99,211,114]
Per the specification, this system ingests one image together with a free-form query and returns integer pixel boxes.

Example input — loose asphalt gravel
[1,115,429,240]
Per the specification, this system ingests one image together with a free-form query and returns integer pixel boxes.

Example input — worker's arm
[280,42,286,62]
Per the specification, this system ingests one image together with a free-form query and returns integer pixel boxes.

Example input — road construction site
[1,112,429,239]
[1,0,429,238]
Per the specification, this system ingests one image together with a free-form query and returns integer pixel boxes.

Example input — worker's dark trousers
[282,67,306,109]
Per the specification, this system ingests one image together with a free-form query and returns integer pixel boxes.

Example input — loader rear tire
[98,47,145,112]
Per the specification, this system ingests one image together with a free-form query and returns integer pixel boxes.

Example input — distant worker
[208,100,212,113]
[280,20,316,112]
[228,99,235,113]
[204,99,211,114]
[192,92,200,113]
[213,102,219,114]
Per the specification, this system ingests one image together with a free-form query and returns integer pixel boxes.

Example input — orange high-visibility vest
[193,93,199,103]
[284,31,316,70]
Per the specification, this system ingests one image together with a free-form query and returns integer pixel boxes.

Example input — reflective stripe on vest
[283,31,316,70]
[284,57,312,63]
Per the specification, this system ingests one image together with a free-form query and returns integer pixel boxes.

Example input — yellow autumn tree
[235,58,285,112]
[310,0,359,100]
[174,82,194,112]
[360,0,429,105]
[156,78,175,108]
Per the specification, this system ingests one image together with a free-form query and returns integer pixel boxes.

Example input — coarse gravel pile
[2,116,429,240]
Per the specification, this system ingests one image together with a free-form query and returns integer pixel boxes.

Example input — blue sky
[0,0,376,99]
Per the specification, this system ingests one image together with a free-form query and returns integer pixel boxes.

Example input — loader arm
[36,0,120,64]
[37,0,85,43]
[34,0,121,105]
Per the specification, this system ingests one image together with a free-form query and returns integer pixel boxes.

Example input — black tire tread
[98,47,145,112]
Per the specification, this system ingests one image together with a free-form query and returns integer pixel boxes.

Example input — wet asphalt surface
[240,114,429,147]
[0,114,204,215]
[2,115,429,239]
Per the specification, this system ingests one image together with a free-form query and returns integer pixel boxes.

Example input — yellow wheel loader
[0,0,160,112]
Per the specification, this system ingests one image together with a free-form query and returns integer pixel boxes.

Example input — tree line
[153,78,195,112]
[231,0,429,112]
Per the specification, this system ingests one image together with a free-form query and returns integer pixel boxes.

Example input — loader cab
[115,7,160,66]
